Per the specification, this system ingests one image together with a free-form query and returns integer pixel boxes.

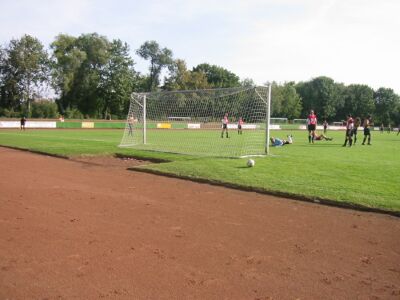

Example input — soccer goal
[119,85,272,157]
[293,119,307,124]
[270,117,288,124]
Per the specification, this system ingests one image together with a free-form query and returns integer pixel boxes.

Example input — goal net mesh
[119,86,270,157]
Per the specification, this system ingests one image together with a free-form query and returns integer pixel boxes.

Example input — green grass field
[0,128,399,213]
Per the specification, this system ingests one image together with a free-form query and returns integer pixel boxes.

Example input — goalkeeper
[221,113,229,138]
[270,135,293,146]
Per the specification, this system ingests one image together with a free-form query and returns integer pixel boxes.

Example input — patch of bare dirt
[71,155,149,168]
[0,147,399,299]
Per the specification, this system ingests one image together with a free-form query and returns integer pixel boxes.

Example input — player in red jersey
[221,113,229,138]
[307,110,317,143]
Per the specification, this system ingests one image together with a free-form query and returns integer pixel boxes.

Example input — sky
[1,0,400,93]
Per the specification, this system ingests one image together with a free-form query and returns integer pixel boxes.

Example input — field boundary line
[0,145,69,159]
[128,167,400,218]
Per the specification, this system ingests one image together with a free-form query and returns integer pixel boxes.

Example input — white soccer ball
[247,159,255,167]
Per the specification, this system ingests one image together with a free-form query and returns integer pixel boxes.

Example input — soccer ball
[247,159,255,167]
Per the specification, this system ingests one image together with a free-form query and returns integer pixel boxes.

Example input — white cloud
[0,0,92,43]
[221,0,400,92]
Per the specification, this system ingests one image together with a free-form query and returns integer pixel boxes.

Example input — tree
[270,82,283,116]
[240,78,255,87]
[296,76,344,120]
[136,41,174,91]
[270,82,302,119]
[73,33,110,116]
[98,39,136,118]
[163,59,209,91]
[280,82,302,119]
[192,63,240,88]
[51,34,86,114]
[341,84,375,120]
[374,87,400,125]
[51,33,137,118]
[31,100,58,118]
[0,35,50,115]
[0,44,19,111]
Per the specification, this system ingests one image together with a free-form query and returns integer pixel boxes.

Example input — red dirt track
[0,147,399,299]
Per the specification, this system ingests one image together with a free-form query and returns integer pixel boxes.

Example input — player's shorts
[308,124,316,131]
[222,124,227,129]
[364,128,370,135]
[346,129,353,137]
[238,125,242,130]
[352,128,358,135]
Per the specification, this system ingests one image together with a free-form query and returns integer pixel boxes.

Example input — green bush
[0,108,20,118]
[31,101,58,118]
[64,107,83,119]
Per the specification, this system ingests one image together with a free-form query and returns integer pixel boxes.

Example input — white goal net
[119,86,271,157]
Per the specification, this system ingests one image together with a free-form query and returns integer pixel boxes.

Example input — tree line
[0,33,399,125]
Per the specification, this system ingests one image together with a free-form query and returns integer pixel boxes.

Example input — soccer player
[313,132,333,141]
[237,117,243,135]
[352,117,361,145]
[128,116,134,136]
[20,116,26,131]
[221,113,229,138]
[362,116,372,145]
[270,135,293,146]
[343,114,354,147]
[307,110,317,143]
[323,119,328,134]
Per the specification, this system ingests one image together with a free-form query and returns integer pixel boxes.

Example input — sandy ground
[0,147,399,299]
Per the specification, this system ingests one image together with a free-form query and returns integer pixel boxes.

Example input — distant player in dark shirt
[323,120,328,134]
[20,116,26,130]
[362,116,372,145]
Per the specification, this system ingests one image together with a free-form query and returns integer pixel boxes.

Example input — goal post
[119,85,272,157]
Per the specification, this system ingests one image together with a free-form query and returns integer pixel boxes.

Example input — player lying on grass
[313,132,333,141]
[270,135,293,146]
